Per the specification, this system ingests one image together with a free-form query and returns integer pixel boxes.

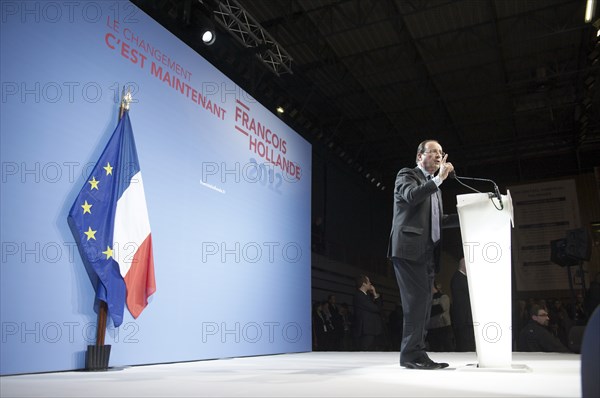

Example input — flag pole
[86,87,133,370]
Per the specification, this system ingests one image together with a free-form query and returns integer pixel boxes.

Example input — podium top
[456,191,513,226]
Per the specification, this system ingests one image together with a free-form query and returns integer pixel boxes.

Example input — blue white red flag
[68,111,156,327]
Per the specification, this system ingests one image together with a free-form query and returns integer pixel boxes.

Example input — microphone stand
[451,173,504,210]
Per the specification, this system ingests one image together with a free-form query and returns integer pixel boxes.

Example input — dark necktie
[428,175,440,243]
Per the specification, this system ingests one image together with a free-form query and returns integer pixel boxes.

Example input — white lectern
[456,191,527,371]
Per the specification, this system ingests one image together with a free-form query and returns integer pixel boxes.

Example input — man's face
[418,141,444,174]
[533,310,550,326]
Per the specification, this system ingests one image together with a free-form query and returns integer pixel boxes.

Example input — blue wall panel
[0,1,311,375]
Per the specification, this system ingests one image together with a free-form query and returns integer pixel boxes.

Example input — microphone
[493,184,502,208]
[452,173,504,210]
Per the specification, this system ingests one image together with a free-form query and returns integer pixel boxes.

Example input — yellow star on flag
[102,246,114,260]
[88,176,99,190]
[104,162,113,175]
[81,200,92,214]
[84,226,97,241]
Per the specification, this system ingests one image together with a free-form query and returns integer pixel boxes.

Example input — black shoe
[400,358,443,370]
[421,354,449,369]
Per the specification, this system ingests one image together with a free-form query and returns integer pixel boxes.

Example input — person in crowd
[352,275,383,351]
[339,302,354,350]
[312,301,333,351]
[451,257,475,351]
[387,139,457,369]
[549,298,572,347]
[570,292,588,326]
[326,294,344,350]
[518,304,571,353]
[426,281,454,352]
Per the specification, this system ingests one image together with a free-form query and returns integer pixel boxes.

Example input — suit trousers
[392,245,436,363]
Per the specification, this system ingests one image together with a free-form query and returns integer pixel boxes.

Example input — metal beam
[213,0,293,76]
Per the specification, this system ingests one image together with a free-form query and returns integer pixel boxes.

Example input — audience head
[355,274,372,291]
[530,304,550,326]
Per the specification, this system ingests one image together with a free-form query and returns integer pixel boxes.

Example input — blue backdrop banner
[1,1,311,375]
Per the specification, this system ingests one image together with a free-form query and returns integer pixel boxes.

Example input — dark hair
[355,274,369,289]
[415,139,438,163]
[529,304,543,317]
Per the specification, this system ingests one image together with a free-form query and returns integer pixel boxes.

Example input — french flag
[68,111,156,326]
[113,164,156,319]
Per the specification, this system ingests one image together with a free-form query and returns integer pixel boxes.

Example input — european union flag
[68,111,155,327]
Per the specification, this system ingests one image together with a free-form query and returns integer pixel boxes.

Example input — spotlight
[276,106,285,114]
[585,0,596,23]
[201,29,216,45]
[196,7,216,46]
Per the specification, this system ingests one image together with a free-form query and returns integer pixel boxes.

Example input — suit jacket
[387,166,458,271]
[352,290,383,337]
[518,320,570,353]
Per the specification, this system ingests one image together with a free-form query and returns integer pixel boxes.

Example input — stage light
[201,29,215,45]
[276,106,284,114]
[196,9,216,46]
[585,0,596,23]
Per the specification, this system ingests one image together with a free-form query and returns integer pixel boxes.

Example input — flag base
[85,345,111,371]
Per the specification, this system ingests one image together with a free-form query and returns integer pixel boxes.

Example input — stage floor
[1,351,581,397]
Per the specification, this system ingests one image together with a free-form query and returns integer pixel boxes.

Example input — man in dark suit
[387,139,457,370]
[352,275,383,351]
[518,305,571,353]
